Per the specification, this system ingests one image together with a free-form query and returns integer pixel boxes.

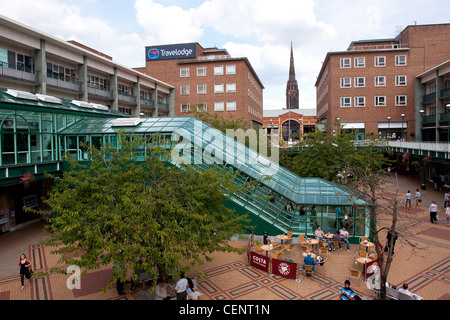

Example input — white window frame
[214,83,224,93]
[180,85,190,95]
[226,83,236,93]
[226,64,236,75]
[197,84,207,94]
[395,95,407,106]
[354,77,365,87]
[340,77,351,88]
[180,103,190,113]
[354,96,366,107]
[395,55,407,66]
[395,75,407,86]
[340,97,351,108]
[214,101,224,111]
[375,56,386,67]
[375,96,386,107]
[214,65,224,75]
[180,67,189,77]
[354,57,365,68]
[197,66,206,76]
[340,58,351,68]
[375,76,386,87]
[197,102,207,112]
[226,101,236,111]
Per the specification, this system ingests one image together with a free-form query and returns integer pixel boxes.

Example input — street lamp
[419,109,424,142]
[387,116,391,140]
[298,118,302,141]
[401,114,406,141]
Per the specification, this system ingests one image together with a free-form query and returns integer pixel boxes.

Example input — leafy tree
[36,133,251,290]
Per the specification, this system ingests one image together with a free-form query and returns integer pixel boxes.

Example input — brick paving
[0,172,449,301]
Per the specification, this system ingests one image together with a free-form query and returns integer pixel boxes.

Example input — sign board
[271,258,297,280]
[249,251,269,273]
[23,195,38,208]
[145,43,196,61]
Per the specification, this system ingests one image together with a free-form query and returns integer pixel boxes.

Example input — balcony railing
[422,92,436,104]
[422,115,436,124]
[441,112,450,123]
[46,76,82,92]
[440,87,450,99]
[0,63,39,83]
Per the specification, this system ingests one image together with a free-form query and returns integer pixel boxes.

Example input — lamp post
[387,116,391,140]
[269,119,273,139]
[401,114,405,141]
[298,118,302,141]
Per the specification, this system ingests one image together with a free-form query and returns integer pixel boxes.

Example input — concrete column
[110,67,118,111]
[436,71,444,141]
[168,88,175,117]
[152,83,159,117]
[34,39,46,94]
[414,77,425,142]
[133,77,141,117]
[77,56,88,101]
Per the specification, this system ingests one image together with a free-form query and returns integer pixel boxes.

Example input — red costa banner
[250,251,270,273]
[271,258,297,280]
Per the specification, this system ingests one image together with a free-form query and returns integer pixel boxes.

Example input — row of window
[340,55,407,68]
[340,75,407,88]
[180,64,236,77]
[340,95,407,107]
[180,101,237,113]
[180,83,236,95]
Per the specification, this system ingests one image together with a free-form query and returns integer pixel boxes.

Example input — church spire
[286,42,299,109]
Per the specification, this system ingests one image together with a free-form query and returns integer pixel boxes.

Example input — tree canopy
[38,133,251,290]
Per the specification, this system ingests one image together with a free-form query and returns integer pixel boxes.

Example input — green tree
[37,133,250,290]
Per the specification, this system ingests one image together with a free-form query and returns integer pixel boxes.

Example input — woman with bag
[18,253,32,291]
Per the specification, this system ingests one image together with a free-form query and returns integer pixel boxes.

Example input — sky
[0,0,449,110]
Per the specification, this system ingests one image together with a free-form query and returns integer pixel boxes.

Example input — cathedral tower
[286,42,299,109]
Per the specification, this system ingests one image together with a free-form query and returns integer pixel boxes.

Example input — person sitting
[314,226,326,241]
[340,280,355,300]
[397,283,422,299]
[165,275,176,300]
[154,278,171,300]
[303,252,317,273]
[339,226,351,253]
[327,231,342,251]
[186,277,198,300]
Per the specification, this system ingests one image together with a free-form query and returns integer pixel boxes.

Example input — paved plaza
[0,172,449,301]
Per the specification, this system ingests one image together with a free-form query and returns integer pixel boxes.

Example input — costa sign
[271,258,297,280]
[250,251,269,273]
[146,44,196,61]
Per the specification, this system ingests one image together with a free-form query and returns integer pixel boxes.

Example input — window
[226,64,236,74]
[396,75,407,86]
[180,85,190,95]
[214,101,224,111]
[181,103,190,113]
[226,83,236,93]
[354,96,365,107]
[395,95,407,106]
[340,58,351,68]
[226,101,236,111]
[180,68,189,77]
[375,56,386,67]
[197,84,207,94]
[354,77,365,87]
[340,77,351,88]
[340,97,351,107]
[197,102,207,112]
[375,76,386,87]
[395,55,407,66]
[214,84,224,93]
[197,66,206,76]
[214,65,223,75]
[354,57,365,68]
[375,96,386,106]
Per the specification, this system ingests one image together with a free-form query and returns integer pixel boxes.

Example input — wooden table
[355,257,372,281]
[261,244,273,257]
[324,234,333,239]
[360,241,375,252]
[276,234,289,244]
[302,252,317,259]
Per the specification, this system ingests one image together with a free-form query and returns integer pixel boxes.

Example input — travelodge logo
[147,49,160,60]
[146,44,196,61]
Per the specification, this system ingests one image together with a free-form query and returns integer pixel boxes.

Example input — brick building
[134,43,264,126]
[315,23,450,141]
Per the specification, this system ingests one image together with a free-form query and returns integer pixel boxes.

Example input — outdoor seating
[272,245,286,255]
[284,243,295,252]
[318,247,329,259]
[316,257,327,273]
[301,245,313,253]
[349,269,362,286]
[301,264,314,279]
[271,253,281,260]
[359,237,368,251]
[298,234,308,245]
[330,241,340,251]
[354,250,368,259]
[269,241,280,247]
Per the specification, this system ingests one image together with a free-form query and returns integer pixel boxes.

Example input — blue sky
[0,0,449,110]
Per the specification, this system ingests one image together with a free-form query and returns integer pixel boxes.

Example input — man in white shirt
[397,283,417,299]
[338,226,351,253]
[175,273,188,300]
[429,201,438,224]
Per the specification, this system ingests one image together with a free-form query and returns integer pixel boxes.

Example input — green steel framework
[0,88,372,241]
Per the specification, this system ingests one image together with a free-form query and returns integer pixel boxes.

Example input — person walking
[429,201,438,224]
[18,253,32,291]
[405,190,412,209]
[175,273,188,300]
[414,189,422,208]
[445,203,450,227]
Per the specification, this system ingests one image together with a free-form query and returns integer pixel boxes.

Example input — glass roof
[58,116,369,207]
